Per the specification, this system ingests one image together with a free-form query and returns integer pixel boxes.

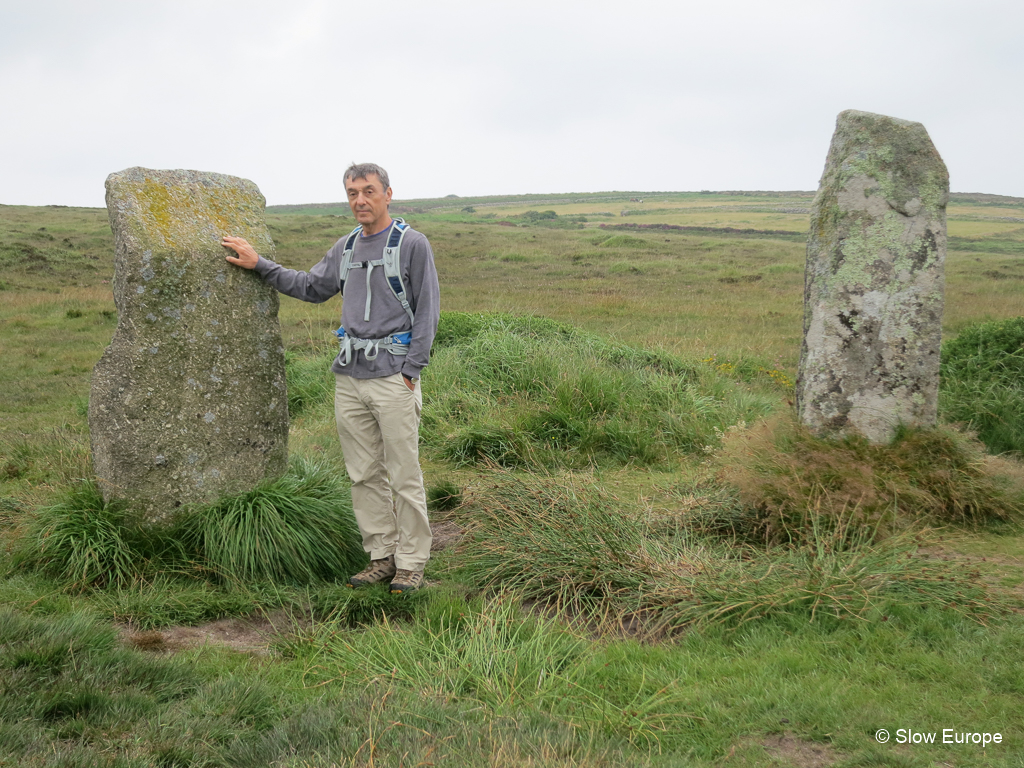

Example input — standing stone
[797,110,949,443]
[90,168,288,521]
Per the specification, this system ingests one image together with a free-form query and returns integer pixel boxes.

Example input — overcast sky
[2,0,1021,207]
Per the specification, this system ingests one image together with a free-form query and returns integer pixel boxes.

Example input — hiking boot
[347,554,396,587]
[389,569,424,594]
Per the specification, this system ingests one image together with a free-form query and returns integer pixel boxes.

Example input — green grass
[940,316,1024,455]
[447,472,1007,633]
[422,313,781,469]
[174,457,364,584]
[713,418,1024,544]
[3,193,1024,766]
[8,457,363,596]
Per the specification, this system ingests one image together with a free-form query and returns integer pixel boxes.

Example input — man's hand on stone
[221,236,259,269]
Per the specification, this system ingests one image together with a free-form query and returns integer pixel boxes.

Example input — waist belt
[335,327,411,366]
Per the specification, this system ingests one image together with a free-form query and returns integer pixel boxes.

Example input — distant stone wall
[797,111,949,443]
[90,168,288,521]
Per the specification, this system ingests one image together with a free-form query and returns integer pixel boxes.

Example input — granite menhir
[90,168,288,521]
[797,110,949,443]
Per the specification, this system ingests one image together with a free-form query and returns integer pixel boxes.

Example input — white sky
[2,0,1021,207]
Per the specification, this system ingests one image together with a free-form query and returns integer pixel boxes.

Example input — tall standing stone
[797,110,949,443]
[90,168,288,521]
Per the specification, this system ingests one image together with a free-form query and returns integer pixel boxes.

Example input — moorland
[2,189,1024,766]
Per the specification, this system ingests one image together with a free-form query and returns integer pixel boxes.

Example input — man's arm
[402,234,440,383]
[222,236,341,304]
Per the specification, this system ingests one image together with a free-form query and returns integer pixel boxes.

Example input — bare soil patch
[722,733,846,767]
[759,734,844,767]
[123,608,297,655]
[121,519,465,655]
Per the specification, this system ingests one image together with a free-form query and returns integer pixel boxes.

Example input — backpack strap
[382,219,414,325]
[337,225,363,295]
[337,218,414,325]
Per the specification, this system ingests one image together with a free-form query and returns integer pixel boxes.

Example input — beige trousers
[334,372,431,570]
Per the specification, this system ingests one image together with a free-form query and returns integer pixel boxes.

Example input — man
[222,163,440,593]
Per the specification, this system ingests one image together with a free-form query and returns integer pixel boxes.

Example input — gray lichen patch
[90,168,289,521]
[797,111,948,444]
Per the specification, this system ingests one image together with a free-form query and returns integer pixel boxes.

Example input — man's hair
[344,162,390,191]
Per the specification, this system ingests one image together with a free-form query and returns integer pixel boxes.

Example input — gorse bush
[714,417,1024,544]
[423,313,778,469]
[940,316,1024,455]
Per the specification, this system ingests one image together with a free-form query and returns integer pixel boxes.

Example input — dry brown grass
[715,416,1024,544]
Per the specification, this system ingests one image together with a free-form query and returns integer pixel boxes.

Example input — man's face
[345,174,393,234]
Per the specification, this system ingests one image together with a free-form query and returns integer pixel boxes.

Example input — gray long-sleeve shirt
[254,223,440,379]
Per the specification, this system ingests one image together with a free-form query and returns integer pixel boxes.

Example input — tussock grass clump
[298,593,683,747]
[9,458,362,592]
[715,417,1024,544]
[424,313,777,469]
[452,474,1004,631]
[9,481,164,591]
[175,457,363,584]
[940,316,1024,455]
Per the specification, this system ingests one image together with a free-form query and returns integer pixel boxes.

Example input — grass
[423,313,781,469]
[174,457,364,584]
[713,417,1024,544]
[2,192,1024,765]
[940,316,1024,455]
[447,472,1008,633]
[8,457,364,595]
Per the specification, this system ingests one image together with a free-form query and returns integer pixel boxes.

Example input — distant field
[2,191,1023,438]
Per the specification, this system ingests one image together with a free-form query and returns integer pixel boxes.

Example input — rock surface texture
[797,110,949,443]
[90,168,288,521]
